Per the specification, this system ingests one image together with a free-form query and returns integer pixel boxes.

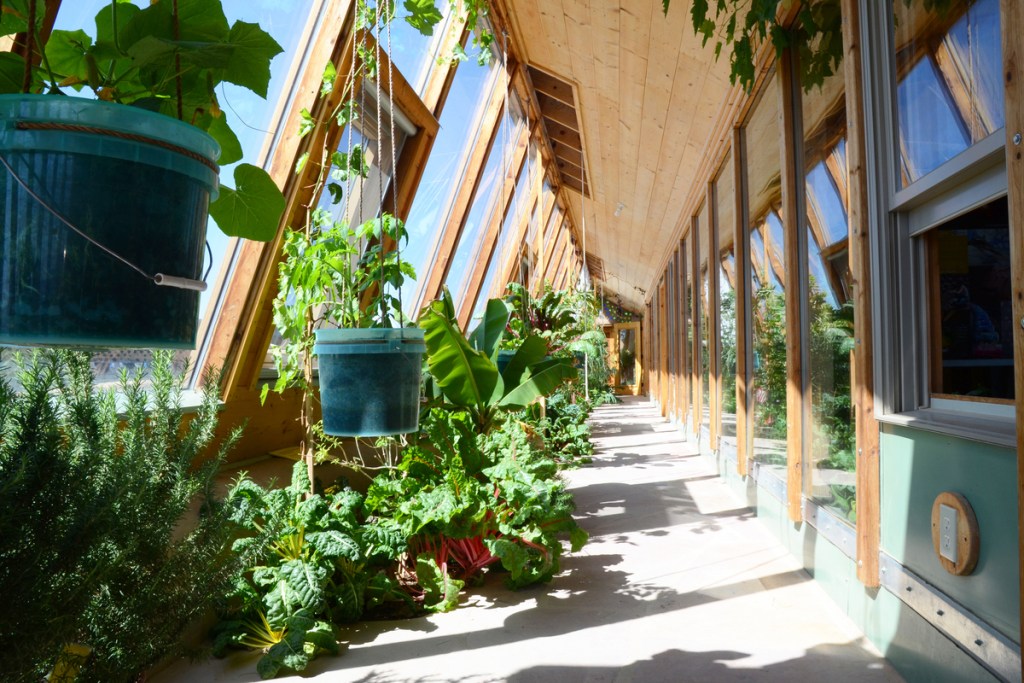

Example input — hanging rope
[374,0,387,325]
[385,0,404,326]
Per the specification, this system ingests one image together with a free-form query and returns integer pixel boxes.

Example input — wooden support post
[734,127,751,476]
[779,47,804,524]
[842,0,880,588]
[696,219,704,436]
[680,238,691,422]
[999,0,1024,672]
[708,182,721,451]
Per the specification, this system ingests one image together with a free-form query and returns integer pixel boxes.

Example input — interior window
[927,196,1013,402]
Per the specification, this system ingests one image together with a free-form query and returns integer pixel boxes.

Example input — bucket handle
[0,152,208,292]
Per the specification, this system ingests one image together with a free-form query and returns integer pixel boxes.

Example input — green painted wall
[879,424,1019,642]
[704,432,1003,682]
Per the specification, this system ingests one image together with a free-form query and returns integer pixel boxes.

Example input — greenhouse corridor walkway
[159,397,902,683]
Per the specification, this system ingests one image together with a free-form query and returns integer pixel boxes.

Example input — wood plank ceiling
[501,1,733,313]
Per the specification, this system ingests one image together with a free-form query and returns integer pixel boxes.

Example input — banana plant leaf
[420,291,501,410]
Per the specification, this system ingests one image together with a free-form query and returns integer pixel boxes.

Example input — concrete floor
[156,397,903,682]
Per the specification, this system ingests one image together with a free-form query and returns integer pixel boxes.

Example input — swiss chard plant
[364,408,588,598]
[0,0,287,241]
[215,461,410,679]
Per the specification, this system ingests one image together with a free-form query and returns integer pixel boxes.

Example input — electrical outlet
[939,503,958,563]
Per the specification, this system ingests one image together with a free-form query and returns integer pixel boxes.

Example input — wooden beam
[560,174,590,196]
[556,157,585,183]
[780,47,804,524]
[999,0,1024,663]
[708,181,721,451]
[734,127,751,476]
[551,140,584,168]
[546,123,583,152]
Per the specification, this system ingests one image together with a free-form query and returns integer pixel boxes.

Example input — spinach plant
[0,0,287,241]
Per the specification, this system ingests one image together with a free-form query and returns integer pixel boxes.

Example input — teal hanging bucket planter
[496,349,516,373]
[0,95,219,348]
[314,327,425,437]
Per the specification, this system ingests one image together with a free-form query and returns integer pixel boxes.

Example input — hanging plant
[0,0,287,240]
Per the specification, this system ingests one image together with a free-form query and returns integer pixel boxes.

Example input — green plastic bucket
[0,95,220,348]
[314,328,425,436]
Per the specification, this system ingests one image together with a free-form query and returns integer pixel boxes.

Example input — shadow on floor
[318,553,812,678]
[340,642,892,683]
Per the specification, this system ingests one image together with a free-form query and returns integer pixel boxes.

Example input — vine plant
[663,0,956,92]
[265,0,494,486]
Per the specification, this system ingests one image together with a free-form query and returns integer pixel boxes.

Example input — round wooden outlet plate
[930,491,980,576]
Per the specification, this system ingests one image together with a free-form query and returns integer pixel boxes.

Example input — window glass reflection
[894,0,1004,187]
[929,196,1013,401]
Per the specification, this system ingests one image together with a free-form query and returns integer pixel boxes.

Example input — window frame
[862,0,1013,447]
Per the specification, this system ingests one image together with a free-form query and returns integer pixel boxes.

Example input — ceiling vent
[528,66,589,197]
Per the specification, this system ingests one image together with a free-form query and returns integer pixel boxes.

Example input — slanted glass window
[378,4,450,95]
[444,98,526,311]
[745,73,786,473]
[471,147,537,321]
[894,0,1004,187]
[802,66,856,524]
[683,235,693,427]
[402,49,498,314]
[927,196,1012,402]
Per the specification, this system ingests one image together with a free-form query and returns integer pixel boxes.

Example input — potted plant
[0,0,286,348]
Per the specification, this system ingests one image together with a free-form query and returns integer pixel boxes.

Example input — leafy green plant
[215,461,408,678]
[663,0,958,93]
[0,0,287,240]
[365,409,587,596]
[0,350,242,683]
[420,290,578,433]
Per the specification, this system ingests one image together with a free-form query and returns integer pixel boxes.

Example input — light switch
[939,503,958,563]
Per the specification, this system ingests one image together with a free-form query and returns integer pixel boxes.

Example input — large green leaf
[280,559,328,613]
[419,291,501,411]
[467,298,509,360]
[499,357,578,409]
[416,556,463,613]
[207,113,243,164]
[223,21,283,98]
[209,163,285,241]
[403,0,444,36]
[44,30,93,84]
[499,334,548,390]
[0,54,26,93]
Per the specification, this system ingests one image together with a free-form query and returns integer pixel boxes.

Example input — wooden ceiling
[500,1,733,312]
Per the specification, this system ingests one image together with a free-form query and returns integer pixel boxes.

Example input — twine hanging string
[385,0,403,326]
[375,0,386,326]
